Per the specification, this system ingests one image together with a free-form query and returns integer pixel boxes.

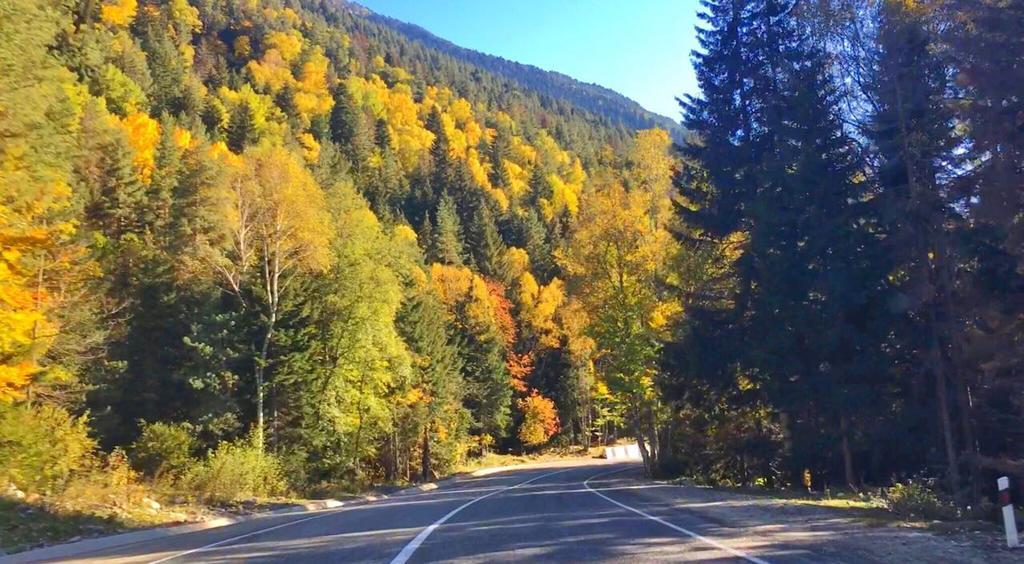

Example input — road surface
[15,459,1013,563]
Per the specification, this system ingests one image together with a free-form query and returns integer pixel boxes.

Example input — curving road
[15,460,1005,563]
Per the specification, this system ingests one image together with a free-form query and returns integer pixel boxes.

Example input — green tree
[431,191,467,266]
[562,175,676,474]
[469,200,509,282]
[397,286,467,480]
[276,181,407,481]
[203,144,333,449]
[226,100,258,153]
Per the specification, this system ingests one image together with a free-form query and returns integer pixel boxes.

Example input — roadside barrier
[603,443,641,460]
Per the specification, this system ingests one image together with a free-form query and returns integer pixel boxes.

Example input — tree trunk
[935,356,960,496]
[635,426,653,477]
[646,405,659,466]
[840,415,858,490]
[254,310,276,451]
[421,425,431,482]
[954,375,979,501]
[633,405,654,477]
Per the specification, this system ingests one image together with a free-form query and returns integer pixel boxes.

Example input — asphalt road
[16,459,1002,563]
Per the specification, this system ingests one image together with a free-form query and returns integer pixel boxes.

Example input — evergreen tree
[426,106,454,196]
[468,199,509,282]
[147,115,181,242]
[226,100,258,153]
[942,0,1024,493]
[330,84,360,146]
[679,0,888,486]
[431,191,467,266]
[869,0,966,496]
[141,25,185,116]
[455,299,512,442]
[487,130,512,189]
[200,96,227,140]
[374,117,392,150]
[517,209,555,282]
[397,288,467,480]
[79,110,146,249]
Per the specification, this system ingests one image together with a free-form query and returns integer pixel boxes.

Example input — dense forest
[666,0,1024,506]
[350,3,687,141]
[0,0,675,497]
[0,0,1022,518]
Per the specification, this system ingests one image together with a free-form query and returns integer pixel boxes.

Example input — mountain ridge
[343,1,686,141]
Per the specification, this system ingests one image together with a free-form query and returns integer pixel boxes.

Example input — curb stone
[1,498,363,564]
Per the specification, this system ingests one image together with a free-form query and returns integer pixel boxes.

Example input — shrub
[62,447,148,509]
[0,403,95,494]
[884,480,959,521]
[131,421,197,480]
[185,435,287,502]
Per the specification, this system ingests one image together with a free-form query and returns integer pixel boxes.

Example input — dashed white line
[389,467,575,564]
[584,467,770,564]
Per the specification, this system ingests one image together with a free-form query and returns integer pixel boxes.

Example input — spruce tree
[426,106,454,196]
[469,199,509,282]
[397,288,467,480]
[431,191,466,266]
[680,0,887,486]
[487,131,512,189]
[518,209,555,282]
[942,0,1024,496]
[147,114,181,242]
[374,117,392,150]
[455,299,512,442]
[870,0,965,496]
[226,100,258,153]
[141,25,185,116]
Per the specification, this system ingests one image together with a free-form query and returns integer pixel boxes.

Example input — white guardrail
[603,443,642,460]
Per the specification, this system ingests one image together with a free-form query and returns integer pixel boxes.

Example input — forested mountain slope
[1,0,677,502]
[341,2,686,141]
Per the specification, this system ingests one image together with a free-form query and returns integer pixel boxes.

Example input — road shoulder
[590,469,1020,563]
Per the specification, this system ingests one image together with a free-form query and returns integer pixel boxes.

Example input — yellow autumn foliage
[294,48,333,118]
[297,132,320,163]
[100,0,137,27]
[267,30,304,62]
[247,48,293,92]
[116,112,160,184]
[173,127,193,149]
[505,247,530,280]
[518,271,540,309]
[429,263,497,329]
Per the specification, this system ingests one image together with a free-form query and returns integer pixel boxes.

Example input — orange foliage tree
[485,280,533,392]
[517,391,560,447]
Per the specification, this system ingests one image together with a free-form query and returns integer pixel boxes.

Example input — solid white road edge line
[584,467,771,564]
[389,467,576,564]
[147,508,346,564]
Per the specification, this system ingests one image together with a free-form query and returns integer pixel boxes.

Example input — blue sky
[357,0,701,121]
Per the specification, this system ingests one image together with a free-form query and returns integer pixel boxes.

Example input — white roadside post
[998,476,1019,548]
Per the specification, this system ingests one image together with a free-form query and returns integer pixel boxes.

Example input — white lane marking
[584,467,770,564]
[149,478,535,563]
[389,467,576,564]
[148,508,346,564]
